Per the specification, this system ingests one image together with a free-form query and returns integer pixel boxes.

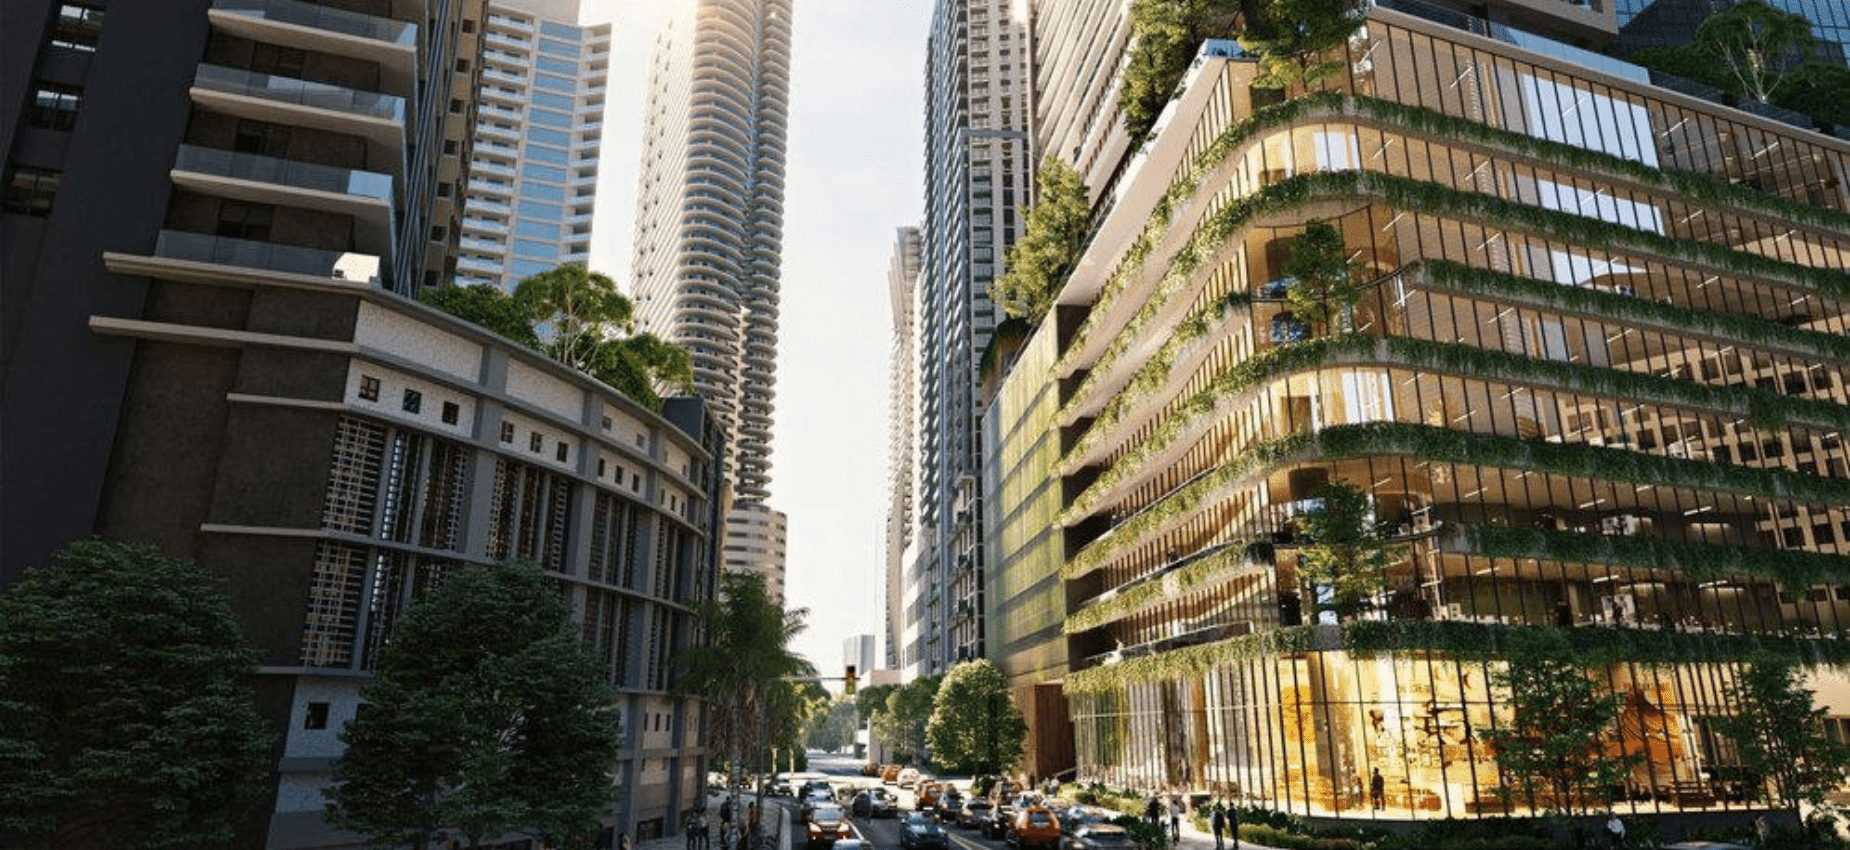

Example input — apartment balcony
[464,197,511,216]
[456,256,503,276]
[459,236,506,255]
[485,30,528,50]
[169,143,395,254]
[461,217,508,235]
[190,64,405,153]
[482,67,527,86]
[207,0,415,93]
[153,229,380,283]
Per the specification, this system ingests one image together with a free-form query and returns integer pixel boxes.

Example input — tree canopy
[418,265,694,411]
[1696,0,1815,104]
[325,561,622,850]
[1482,631,1636,815]
[1240,0,1365,89]
[925,660,1028,775]
[1714,653,1850,810]
[1121,0,1231,144]
[1283,221,1364,336]
[1295,480,1395,620]
[873,674,942,765]
[996,160,1091,324]
[0,539,272,850]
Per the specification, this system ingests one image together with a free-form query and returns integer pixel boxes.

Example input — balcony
[153,229,380,283]
[169,144,395,253]
[208,0,415,92]
[190,64,405,151]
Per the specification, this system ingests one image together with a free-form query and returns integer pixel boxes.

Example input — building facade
[990,0,1850,823]
[845,633,878,679]
[722,500,788,605]
[456,0,608,290]
[887,226,924,671]
[629,0,793,598]
[904,0,1036,679]
[1,0,716,845]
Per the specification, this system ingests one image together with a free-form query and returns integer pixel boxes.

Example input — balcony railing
[172,144,392,200]
[210,0,415,48]
[193,63,405,122]
[154,230,380,282]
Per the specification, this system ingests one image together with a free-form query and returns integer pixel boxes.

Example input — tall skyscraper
[631,0,793,597]
[903,0,1035,679]
[456,0,609,290]
[989,0,1850,821]
[843,633,877,679]
[1,1,719,844]
[886,226,922,670]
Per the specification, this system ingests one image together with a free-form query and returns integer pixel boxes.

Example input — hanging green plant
[1064,541,1272,634]
[1459,524,1850,594]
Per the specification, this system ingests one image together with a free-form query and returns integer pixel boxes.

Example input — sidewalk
[635,789,792,850]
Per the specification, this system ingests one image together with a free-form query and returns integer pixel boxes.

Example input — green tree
[1714,653,1850,810]
[673,571,814,827]
[1695,0,1815,104]
[1282,221,1364,336]
[996,158,1091,323]
[926,660,1028,775]
[513,264,636,373]
[591,332,695,412]
[873,675,942,765]
[325,562,621,850]
[1294,481,1395,620]
[1483,631,1637,815]
[1120,0,1234,143]
[805,695,862,753]
[857,683,900,721]
[419,283,542,348]
[1625,44,1737,93]
[0,539,272,850]
[1775,61,1850,128]
[1241,0,1365,89]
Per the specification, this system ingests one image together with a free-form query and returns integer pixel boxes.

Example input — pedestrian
[1228,802,1240,850]
[686,809,699,850]
[1210,802,1226,850]
[1756,813,1770,845]
[1168,794,1181,844]
[1145,795,1162,829]
[619,834,633,850]
[698,809,711,850]
[721,798,734,827]
[1605,812,1625,849]
[1369,768,1385,811]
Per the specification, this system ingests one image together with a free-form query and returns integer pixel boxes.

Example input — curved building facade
[631,0,791,507]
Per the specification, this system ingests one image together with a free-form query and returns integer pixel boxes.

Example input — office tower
[887,226,923,671]
[1,0,719,844]
[904,0,1034,679]
[456,0,608,290]
[1614,0,1850,65]
[988,0,1850,821]
[630,0,793,598]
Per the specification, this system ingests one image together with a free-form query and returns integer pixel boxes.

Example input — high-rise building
[844,633,877,679]
[630,0,793,598]
[1,1,719,844]
[456,0,609,290]
[904,0,1035,679]
[723,500,788,604]
[990,0,1850,823]
[887,226,923,671]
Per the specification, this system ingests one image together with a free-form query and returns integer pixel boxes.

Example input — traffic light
[844,665,857,695]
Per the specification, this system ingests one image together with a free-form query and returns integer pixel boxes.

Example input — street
[795,752,1005,850]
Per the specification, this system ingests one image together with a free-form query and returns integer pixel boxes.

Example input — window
[527,126,571,147]
[500,421,515,443]
[401,389,421,414]
[531,91,573,111]
[233,121,290,157]
[441,401,459,425]
[597,458,606,477]
[304,702,330,730]
[214,200,272,241]
[3,167,59,217]
[600,415,612,430]
[521,162,567,183]
[250,43,308,78]
[28,83,81,131]
[516,221,560,240]
[555,443,569,462]
[529,432,543,452]
[537,55,577,75]
[512,238,552,257]
[518,201,562,221]
[358,375,380,401]
[530,109,572,129]
[50,3,103,52]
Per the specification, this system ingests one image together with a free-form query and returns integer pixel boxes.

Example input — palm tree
[675,571,815,836]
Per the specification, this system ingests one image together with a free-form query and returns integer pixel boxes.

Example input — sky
[583,0,934,677]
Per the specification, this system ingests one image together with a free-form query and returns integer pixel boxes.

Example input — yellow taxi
[1007,805,1061,850]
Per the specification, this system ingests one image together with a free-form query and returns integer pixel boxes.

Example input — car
[899,812,950,850]
[1008,805,1062,850]
[898,768,923,788]
[867,788,900,818]
[1054,805,1115,834]
[1062,825,1137,850]
[917,781,943,811]
[984,801,1017,839]
[833,841,872,850]
[883,764,903,784]
[938,797,965,824]
[957,799,994,829]
[769,778,795,797]
[801,790,834,822]
[803,779,834,798]
[806,805,855,848]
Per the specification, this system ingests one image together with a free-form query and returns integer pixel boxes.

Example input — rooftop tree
[995,157,1091,324]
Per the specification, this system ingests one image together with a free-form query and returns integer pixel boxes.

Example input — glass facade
[1006,4,1850,822]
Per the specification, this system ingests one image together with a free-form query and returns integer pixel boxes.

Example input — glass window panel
[534,73,575,93]
[518,200,561,220]
[530,109,571,128]
[521,162,567,182]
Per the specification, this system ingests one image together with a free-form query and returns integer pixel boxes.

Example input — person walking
[1168,795,1182,844]
[698,809,711,850]
[1227,802,1240,850]
[1369,768,1385,811]
[1756,813,1770,846]
[1209,801,1226,850]
[1145,795,1162,830]
[618,834,632,850]
[721,798,734,827]
[685,810,699,850]
[1605,812,1625,849]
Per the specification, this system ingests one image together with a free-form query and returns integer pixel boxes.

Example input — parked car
[862,763,882,777]
[1062,825,1137,850]
[898,768,923,788]
[1008,805,1062,850]
[806,805,854,848]
[899,813,950,850]
[957,799,994,829]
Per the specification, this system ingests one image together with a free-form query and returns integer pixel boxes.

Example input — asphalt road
[795,752,1002,850]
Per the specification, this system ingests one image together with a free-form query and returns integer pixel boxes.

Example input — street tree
[1696,0,1815,104]
[1295,480,1395,620]
[0,539,272,850]
[326,562,621,850]
[1483,630,1637,815]
[674,571,814,826]
[857,683,900,722]
[926,660,1028,775]
[995,158,1090,323]
[874,675,942,765]
[805,695,861,754]
[1283,221,1364,336]
[1714,653,1850,810]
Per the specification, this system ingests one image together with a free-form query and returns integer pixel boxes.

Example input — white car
[898,768,922,788]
